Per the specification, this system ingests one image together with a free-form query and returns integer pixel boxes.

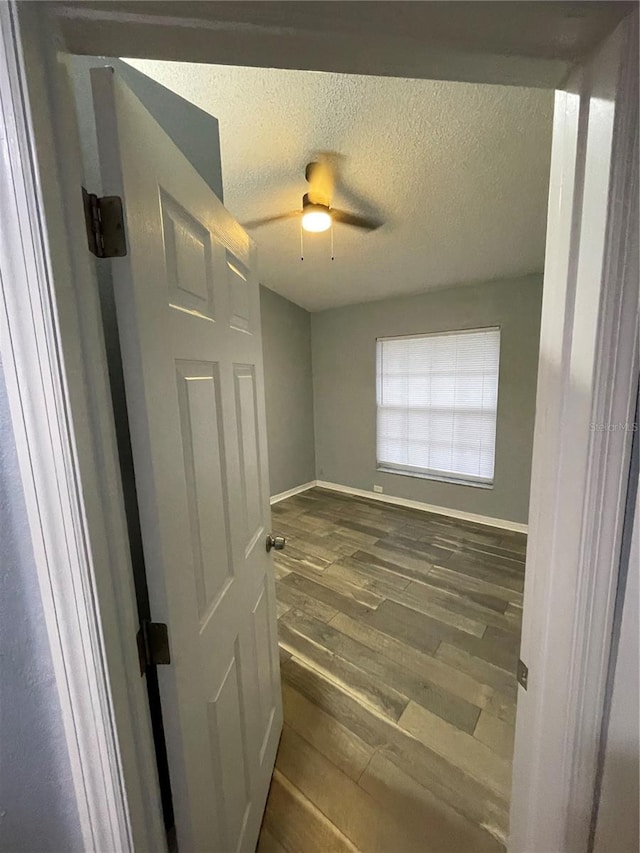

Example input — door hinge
[517,658,529,690]
[137,619,171,676]
[82,187,127,258]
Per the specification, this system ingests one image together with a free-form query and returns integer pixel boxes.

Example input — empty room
[94,56,548,851]
[2,4,637,853]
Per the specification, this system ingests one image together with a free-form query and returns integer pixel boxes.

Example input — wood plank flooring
[258,488,526,853]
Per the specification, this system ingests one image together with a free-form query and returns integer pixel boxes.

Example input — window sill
[376,466,494,490]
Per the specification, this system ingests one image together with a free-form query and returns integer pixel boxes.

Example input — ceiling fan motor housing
[302,193,330,215]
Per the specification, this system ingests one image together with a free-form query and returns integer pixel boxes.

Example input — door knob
[266,534,286,553]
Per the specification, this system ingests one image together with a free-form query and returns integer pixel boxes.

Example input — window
[376,327,500,486]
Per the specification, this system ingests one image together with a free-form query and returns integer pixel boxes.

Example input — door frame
[0,4,165,850]
[0,3,637,851]
[509,18,638,852]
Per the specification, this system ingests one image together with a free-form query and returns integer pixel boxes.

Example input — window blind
[376,327,500,485]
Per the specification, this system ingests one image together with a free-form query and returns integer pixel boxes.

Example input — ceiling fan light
[302,207,332,233]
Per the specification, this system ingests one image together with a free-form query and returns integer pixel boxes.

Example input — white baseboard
[314,480,528,534]
[270,480,317,505]
[269,478,528,533]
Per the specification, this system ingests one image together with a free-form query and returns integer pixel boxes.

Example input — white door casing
[509,14,638,853]
[1,5,166,849]
[91,68,282,852]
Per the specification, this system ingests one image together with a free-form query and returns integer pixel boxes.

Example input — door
[91,67,282,853]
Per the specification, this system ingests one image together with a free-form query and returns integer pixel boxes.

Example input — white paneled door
[91,68,282,852]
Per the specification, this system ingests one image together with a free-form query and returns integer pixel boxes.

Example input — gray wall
[260,286,316,496]
[311,275,543,524]
[0,361,83,853]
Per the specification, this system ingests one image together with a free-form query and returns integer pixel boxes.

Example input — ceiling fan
[243,160,383,234]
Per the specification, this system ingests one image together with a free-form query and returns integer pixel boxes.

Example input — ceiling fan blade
[332,208,382,231]
[242,210,299,229]
[305,160,334,207]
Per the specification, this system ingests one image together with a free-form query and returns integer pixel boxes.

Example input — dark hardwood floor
[258,487,526,853]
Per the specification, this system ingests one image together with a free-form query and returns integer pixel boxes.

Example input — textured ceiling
[126,59,553,311]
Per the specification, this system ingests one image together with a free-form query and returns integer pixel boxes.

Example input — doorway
[70,55,546,852]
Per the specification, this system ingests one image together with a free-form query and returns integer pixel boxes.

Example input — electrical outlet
[373,485,383,493]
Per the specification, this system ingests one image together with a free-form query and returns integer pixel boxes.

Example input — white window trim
[376,324,501,343]
[376,326,500,487]
[376,463,495,489]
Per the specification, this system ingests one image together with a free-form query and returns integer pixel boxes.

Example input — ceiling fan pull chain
[330,221,335,261]
[300,219,304,261]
